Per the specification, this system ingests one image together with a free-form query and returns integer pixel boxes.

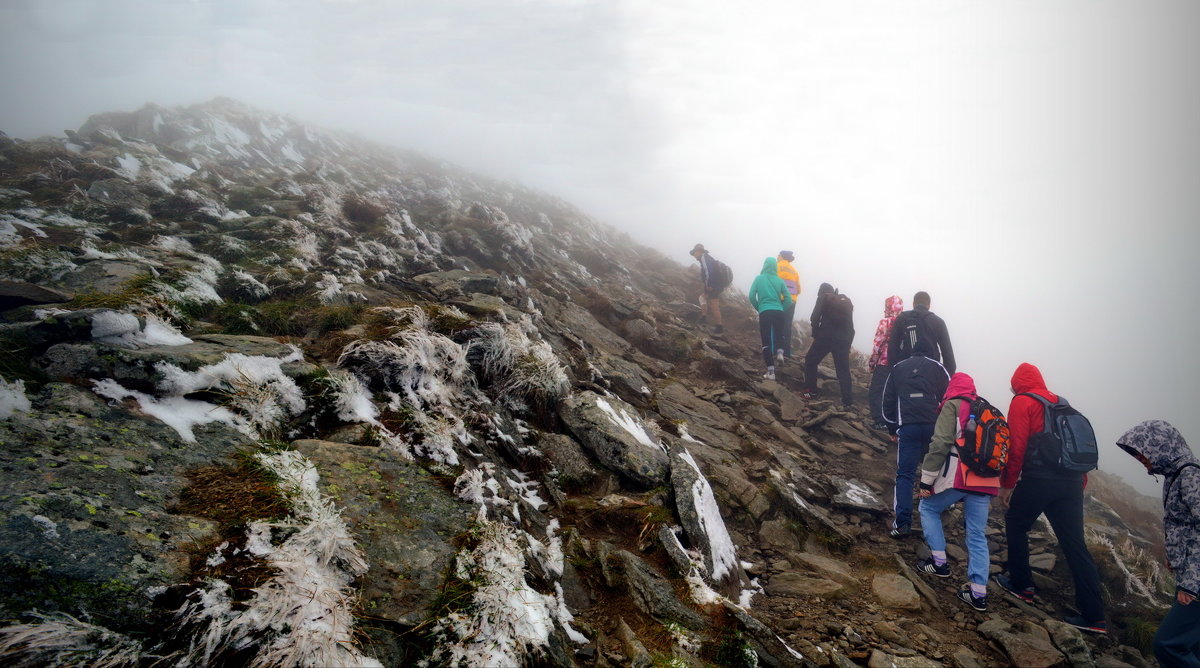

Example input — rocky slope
[0,99,1174,667]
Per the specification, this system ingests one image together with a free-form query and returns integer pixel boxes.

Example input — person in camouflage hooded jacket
[1117,420,1200,667]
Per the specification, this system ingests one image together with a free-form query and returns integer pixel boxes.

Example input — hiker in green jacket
[748,257,791,381]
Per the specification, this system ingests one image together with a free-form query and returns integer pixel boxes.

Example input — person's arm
[1001,395,1034,489]
[937,316,956,376]
[748,277,760,310]
[881,364,898,427]
[868,319,888,369]
[810,294,825,333]
[920,401,960,492]
[888,313,904,368]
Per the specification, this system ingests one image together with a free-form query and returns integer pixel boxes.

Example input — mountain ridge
[0,99,1172,667]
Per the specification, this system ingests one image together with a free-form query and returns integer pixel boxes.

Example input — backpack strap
[1165,462,1200,511]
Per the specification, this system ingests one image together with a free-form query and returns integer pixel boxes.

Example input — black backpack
[823,292,853,328]
[897,310,933,358]
[952,396,1010,478]
[1019,393,1099,474]
[709,257,733,290]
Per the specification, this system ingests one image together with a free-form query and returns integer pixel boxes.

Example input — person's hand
[998,487,1015,509]
[1180,591,1195,606]
[918,489,932,499]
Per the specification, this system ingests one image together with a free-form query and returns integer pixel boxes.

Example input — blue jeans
[893,423,934,529]
[919,489,992,586]
[1155,596,1200,667]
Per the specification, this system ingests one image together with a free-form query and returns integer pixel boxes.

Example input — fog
[3,0,1198,497]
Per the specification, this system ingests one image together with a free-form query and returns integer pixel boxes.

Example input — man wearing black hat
[689,244,725,334]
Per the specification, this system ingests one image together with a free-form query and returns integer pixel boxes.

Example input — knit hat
[778,250,794,261]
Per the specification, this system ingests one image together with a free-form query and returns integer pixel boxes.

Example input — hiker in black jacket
[881,338,951,538]
[887,291,955,375]
[802,282,855,409]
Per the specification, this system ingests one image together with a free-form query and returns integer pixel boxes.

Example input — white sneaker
[763,367,776,381]
[775,349,785,364]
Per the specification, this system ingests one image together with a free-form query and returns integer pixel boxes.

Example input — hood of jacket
[760,257,779,275]
[938,372,977,414]
[883,295,904,317]
[1118,420,1198,476]
[1010,362,1049,395]
[817,282,834,296]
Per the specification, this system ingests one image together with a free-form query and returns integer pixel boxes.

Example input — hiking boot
[800,391,814,400]
[993,574,1036,603]
[914,557,950,578]
[1063,615,1107,635]
[889,526,913,539]
[957,585,988,612]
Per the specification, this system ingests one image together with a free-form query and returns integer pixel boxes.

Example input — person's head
[777,250,794,262]
[760,256,779,274]
[817,282,835,296]
[1009,362,1047,395]
[1117,420,1193,476]
[913,291,931,308]
[884,295,904,317]
[689,243,706,260]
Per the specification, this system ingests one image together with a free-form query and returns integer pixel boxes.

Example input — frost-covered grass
[471,317,568,406]
[176,449,381,667]
[0,612,149,667]
[422,520,564,667]
[92,349,306,441]
[0,378,32,419]
[90,311,191,348]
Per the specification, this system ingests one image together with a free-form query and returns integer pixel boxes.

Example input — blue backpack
[1019,393,1098,474]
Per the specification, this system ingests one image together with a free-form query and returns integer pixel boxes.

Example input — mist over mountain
[0,100,1176,667]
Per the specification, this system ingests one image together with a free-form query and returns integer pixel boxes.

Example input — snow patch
[595,397,663,451]
[0,379,32,419]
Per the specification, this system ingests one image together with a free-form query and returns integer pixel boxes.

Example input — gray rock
[59,260,149,295]
[538,432,602,491]
[668,445,753,595]
[292,439,471,627]
[0,280,71,309]
[411,269,499,300]
[873,620,909,646]
[1031,552,1058,572]
[769,470,853,546]
[789,552,858,587]
[831,478,889,515]
[559,391,669,488]
[867,650,943,668]
[0,383,251,633]
[872,573,922,610]
[765,572,846,599]
[87,178,148,208]
[950,645,984,668]
[977,618,1066,668]
[1044,619,1095,668]
[721,601,809,668]
[615,617,653,668]
[759,519,801,551]
[614,550,706,628]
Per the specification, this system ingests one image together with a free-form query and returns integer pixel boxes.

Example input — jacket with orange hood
[1002,362,1078,488]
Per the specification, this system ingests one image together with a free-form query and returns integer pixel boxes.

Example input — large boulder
[977,618,1067,668]
[558,391,669,487]
[291,440,472,627]
[668,444,749,591]
[0,383,251,631]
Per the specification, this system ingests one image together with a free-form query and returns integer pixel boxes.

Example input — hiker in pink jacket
[868,296,904,430]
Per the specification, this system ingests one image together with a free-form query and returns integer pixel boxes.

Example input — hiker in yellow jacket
[776,251,801,358]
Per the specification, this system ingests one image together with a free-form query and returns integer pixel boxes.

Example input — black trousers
[869,365,891,423]
[1005,476,1106,622]
[804,336,853,406]
[758,309,787,367]
[781,301,797,356]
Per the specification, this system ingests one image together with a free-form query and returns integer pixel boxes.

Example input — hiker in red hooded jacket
[994,362,1107,635]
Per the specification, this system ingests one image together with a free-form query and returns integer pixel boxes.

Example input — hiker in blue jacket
[748,257,791,381]
[1117,420,1200,667]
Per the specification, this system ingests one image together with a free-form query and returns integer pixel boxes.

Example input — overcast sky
[3,0,1198,496]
